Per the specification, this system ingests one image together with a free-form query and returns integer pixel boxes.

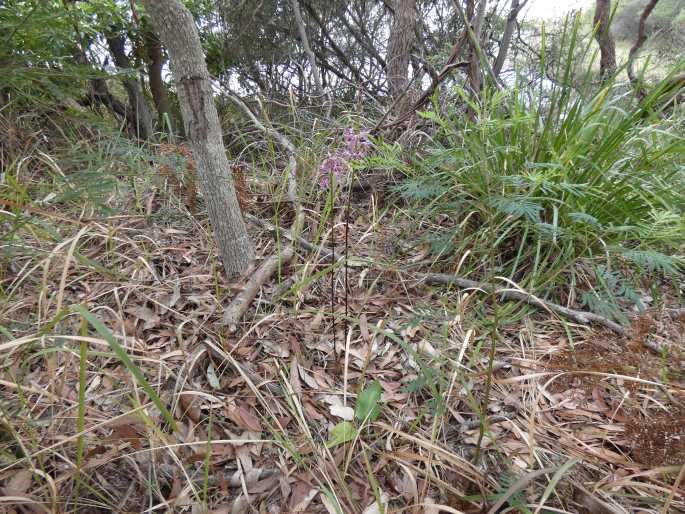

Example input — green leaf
[568,212,600,226]
[355,381,382,423]
[326,421,357,448]
[537,458,580,509]
[72,305,178,432]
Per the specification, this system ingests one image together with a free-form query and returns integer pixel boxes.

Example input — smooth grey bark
[141,0,254,277]
[493,0,528,77]
[290,0,322,95]
[106,33,154,140]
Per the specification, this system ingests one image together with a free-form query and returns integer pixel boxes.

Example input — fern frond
[613,247,683,276]
[489,196,543,222]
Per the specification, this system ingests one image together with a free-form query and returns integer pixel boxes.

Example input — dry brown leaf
[296,364,318,390]
[574,487,624,514]
[5,470,32,496]
[106,423,142,450]
[248,474,280,494]
[288,482,318,512]
[231,496,249,514]
[179,394,202,423]
[237,405,263,432]
[359,314,371,342]
[206,506,231,514]
[126,305,161,330]
[290,358,302,395]
[422,496,440,514]
[395,463,418,503]
[310,310,325,330]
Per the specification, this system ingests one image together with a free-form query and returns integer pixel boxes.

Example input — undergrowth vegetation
[380,21,685,324]
[1,5,685,514]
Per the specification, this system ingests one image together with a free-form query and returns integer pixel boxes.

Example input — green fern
[394,178,449,201]
[489,196,543,222]
[613,247,683,276]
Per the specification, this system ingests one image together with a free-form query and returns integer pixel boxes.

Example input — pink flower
[319,128,371,190]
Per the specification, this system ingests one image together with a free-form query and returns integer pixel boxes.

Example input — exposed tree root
[417,272,627,335]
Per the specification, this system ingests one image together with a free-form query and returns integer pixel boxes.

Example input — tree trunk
[493,0,527,77]
[143,27,172,125]
[106,32,154,140]
[466,0,487,97]
[593,0,616,81]
[386,0,416,115]
[140,0,254,278]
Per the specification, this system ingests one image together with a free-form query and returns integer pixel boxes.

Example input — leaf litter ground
[1,177,684,514]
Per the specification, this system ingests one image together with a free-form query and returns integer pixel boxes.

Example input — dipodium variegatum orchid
[319,128,371,190]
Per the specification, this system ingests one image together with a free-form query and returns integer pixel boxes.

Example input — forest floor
[1,159,684,514]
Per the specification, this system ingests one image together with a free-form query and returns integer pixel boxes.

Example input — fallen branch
[237,207,630,334]
[417,272,627,335]
[223,95,304,327]
[222,245,295,330]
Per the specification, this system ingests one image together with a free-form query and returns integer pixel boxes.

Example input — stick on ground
[418,272,627,335]
[222,245,295,330]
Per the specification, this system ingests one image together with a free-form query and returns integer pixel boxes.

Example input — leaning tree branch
[290,0,323,95]
[375,30,469,131]
[493,0,528,77]
[627,0,659,91]
[452,0,501,91]
[302,1,365,86]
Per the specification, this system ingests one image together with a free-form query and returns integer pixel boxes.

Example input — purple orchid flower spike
[319,128,372,190]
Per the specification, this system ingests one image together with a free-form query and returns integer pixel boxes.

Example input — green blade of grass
[72,305,178,432]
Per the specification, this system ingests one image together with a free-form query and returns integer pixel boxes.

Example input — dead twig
[417,272,627,335]
[222,245,295,330]
[245,213,332,261]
